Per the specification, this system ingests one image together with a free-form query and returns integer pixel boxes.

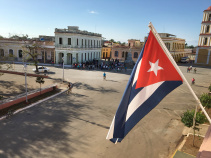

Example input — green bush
[209,84,211,92]
[181,110,207,128]
[200,93,211,109]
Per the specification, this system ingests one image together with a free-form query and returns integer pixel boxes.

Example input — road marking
[164,109,171,116]
[174,111,181,117]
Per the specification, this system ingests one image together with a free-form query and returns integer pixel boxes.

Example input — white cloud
[89,10,98,14]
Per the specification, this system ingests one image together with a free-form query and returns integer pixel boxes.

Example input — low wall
[0,70,49,78]
[0,85,57,110]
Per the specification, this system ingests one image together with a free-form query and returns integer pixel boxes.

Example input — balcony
[55,44,102,49]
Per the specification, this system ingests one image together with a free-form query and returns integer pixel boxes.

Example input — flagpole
[148,22,211,124]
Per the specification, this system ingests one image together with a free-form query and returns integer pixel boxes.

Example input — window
[209,14,211,21]
[68,38,71,45]
[115,51,118,57]
[82,39,83,46]
[94,40,95,46]
[204,37,208,45]
[103,52,105,58]
[9,49,13,57]
[91,40,92,46]
[206,25,210,33]
[85,39,86,46]
[91,52,92,60]
[88,53,89,60]
[18,50,23,58]
[0,49,4,56]
[134,52,138,58]
[59,38,62,44]
[81,53,83,62]
[122,51,125,57]
[77,38,78,45]
[85,53,86,61]
[106,52,107,58]
[94,52,95,58]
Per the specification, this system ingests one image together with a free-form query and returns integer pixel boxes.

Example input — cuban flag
[106,31,183,143]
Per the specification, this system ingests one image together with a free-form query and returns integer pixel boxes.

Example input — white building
[55,26,102,65]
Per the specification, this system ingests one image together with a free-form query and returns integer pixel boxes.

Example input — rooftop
[204,6,211,12]
[55,26,102,37]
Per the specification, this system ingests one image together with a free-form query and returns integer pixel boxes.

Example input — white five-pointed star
[147,59,163,76]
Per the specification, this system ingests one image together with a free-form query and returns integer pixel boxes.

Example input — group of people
[187,66,197,73]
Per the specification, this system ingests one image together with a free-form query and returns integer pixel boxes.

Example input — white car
[180,57,190,63]
[33,66,50,73]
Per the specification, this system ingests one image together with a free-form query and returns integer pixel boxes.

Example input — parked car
[180,57,190,63]
[33,66,50,73]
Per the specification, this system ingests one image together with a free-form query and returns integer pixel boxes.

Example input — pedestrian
[67,82,72,94]
[194,68,197,73]
[191,78,195,85]
[103,72,106,80]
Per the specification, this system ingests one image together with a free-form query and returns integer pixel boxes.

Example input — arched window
[9,49,13,57]
[18,50,23,58]
[206,25,210,33]
[106,52,107,58]
[0,49,4,57]
[204,37,208,45]
[134,52,138,58]
[103,52,105,58]
[115,51,118,57]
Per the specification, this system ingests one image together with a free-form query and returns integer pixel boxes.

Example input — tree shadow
[0,81,34,98]
[74,82,119,93]
[0,93,91,158]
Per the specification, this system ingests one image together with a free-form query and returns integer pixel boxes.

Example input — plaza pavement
[0,64,210,158]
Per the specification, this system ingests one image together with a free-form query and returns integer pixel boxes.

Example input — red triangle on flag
[135,31,183,89]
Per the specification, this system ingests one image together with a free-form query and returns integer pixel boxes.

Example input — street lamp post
[62,57,64,82]
[23,64,28,103]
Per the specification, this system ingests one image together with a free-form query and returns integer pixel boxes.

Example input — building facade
[55,26,102,65]
[145,33,186,62]
[0,39,55,63]
[110,39,144,63]
[101,46,111,60]
[195,6,211,66]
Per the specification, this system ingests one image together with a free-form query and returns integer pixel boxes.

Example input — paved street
[0,64,210,158]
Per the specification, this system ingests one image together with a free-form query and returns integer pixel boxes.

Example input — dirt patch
[181,134,204,156]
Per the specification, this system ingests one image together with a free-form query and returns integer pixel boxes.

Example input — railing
[55,44,102,49]
[0,84,57,105]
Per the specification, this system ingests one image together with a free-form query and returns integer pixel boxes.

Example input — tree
[22,42,42,72]
[200,93,211,115]
[109,39,115,43]
[0,35,4,39]
[181,110,207,146]
[9,34,28,40]
[36,77,45,95]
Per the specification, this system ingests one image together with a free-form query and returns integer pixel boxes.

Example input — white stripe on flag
[106,116,115,139]
[132,59,142,86]
[126,81,164,121]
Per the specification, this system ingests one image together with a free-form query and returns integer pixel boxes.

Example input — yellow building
[195,6,211,66]
[101,46,111,60]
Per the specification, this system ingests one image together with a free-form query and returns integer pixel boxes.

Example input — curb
[0,88,68,121]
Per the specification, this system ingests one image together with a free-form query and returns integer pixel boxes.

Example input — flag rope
[148,22,211,124]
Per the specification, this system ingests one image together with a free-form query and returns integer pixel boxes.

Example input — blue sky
[0,0,210,46]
